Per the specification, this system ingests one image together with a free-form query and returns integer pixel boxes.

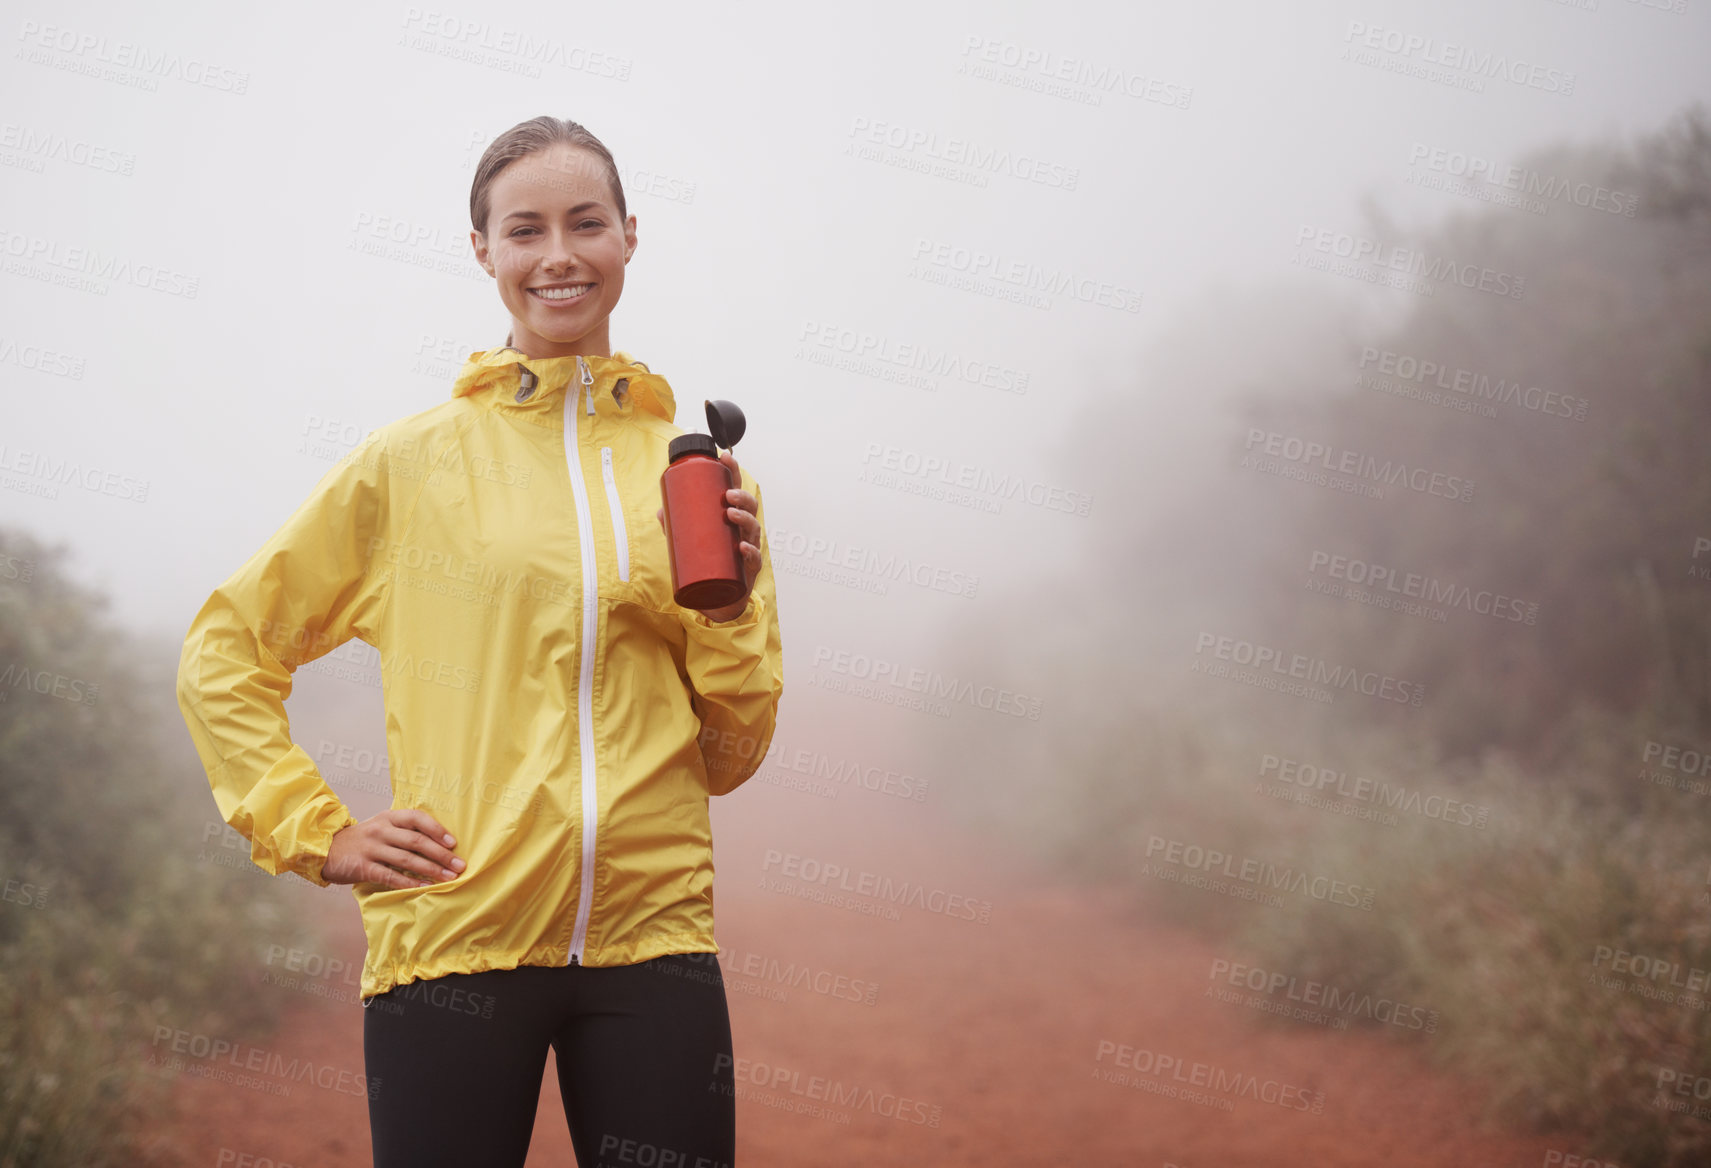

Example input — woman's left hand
[656,451,762,623]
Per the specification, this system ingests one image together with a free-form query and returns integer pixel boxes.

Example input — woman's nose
[543,231,580,271]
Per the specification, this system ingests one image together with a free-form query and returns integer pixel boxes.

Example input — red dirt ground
[138,798,1577,1167]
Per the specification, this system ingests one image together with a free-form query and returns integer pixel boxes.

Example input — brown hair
[469,115,627,237]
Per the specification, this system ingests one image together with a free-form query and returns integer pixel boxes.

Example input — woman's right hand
[322,808,465,890]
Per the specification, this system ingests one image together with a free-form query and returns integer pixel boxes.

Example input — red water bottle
[661,400,748,611]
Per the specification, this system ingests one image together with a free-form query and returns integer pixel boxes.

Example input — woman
[175,115,783,1167]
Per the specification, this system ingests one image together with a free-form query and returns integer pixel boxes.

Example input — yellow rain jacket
[176,348,783,1000]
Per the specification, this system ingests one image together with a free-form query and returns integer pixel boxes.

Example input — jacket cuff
[682,589,765,631]
[299,807,360,887]
[246,744,362,888]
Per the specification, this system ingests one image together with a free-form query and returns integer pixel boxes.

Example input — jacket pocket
[600,446,631,583]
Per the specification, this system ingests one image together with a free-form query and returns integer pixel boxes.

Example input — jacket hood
[450,346,676,423]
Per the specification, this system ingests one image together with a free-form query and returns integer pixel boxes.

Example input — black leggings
[362,952,736,1168]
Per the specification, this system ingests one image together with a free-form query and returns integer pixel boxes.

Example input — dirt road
[140,793,1574,1166]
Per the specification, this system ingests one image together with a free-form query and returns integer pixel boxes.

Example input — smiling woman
[175,114,783,1168]
[468,123,636,357]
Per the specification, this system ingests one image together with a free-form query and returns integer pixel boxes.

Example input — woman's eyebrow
[501,202,606,224]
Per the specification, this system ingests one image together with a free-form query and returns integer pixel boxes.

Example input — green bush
[0,530,313,1167]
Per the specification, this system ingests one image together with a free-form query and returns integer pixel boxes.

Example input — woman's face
[471,143,638,359]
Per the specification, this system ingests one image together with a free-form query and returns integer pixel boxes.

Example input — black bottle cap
[668,432,720,463]
[705,400,745,449]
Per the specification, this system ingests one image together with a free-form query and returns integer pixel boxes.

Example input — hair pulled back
[469,115,627,236]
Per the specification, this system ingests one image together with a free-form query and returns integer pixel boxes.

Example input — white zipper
[600,447,631,583]
[566,354,600,965]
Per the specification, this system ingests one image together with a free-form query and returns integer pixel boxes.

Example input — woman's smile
[528,282,595,304]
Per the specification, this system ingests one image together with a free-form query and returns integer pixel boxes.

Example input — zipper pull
[579,354,595,415]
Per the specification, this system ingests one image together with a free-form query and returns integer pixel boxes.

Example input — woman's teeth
[530,284,592,301]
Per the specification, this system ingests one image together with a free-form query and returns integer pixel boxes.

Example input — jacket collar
[450,346,676,423]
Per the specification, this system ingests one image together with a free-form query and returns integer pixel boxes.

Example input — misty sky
[3,0,1707,657]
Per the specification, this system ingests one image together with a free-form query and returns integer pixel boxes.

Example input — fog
[4,2,1703,645]
[6,1,1711,1163]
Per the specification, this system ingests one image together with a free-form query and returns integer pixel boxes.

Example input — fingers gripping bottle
[661,399,748,611]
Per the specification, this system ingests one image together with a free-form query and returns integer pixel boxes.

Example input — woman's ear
[470,229,494,276]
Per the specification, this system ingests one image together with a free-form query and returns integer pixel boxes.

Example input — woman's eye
[506,220,599,237]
